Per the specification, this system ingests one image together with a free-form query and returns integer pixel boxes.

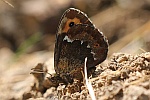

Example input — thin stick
[84,57,96,100]
[2,0,14,8]
[30,68,52,76]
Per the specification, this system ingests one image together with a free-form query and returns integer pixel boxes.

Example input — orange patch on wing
[62,17,81,33]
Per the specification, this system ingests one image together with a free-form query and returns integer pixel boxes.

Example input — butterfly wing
[67,24,108,68]
[54,8,108,79]
[54,24,108,74]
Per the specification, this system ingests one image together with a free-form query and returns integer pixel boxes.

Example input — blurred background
[0,0,150,99]
[0,0,150,53]
[0,0,150,54]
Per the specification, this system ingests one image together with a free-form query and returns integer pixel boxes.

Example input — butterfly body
[54,8,108,82]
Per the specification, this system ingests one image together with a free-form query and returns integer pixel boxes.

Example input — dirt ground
[0,0,150,100]
[0,51,150,100]
[25,52,150,100]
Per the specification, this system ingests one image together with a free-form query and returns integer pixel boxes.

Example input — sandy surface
[0,49,149,100]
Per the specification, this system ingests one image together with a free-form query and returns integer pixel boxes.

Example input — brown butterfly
[54,8,108,83]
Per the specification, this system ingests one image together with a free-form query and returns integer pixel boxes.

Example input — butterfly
[54,8,108,83]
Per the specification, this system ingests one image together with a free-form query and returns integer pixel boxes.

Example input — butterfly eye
[69,22,74,27]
